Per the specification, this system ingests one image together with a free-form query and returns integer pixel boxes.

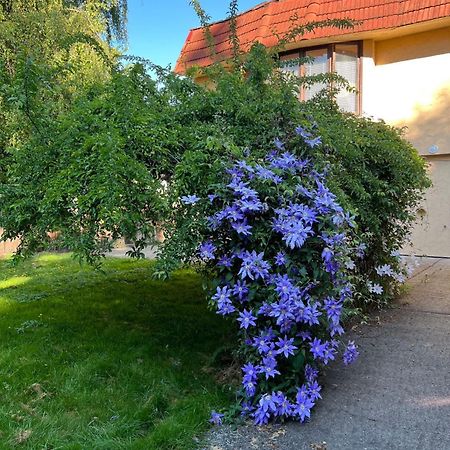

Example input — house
[175,0,450,257]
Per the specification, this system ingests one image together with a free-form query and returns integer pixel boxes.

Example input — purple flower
[232,219,253,236]
[255,164,276,181]
[303,302,322,326]
[206,211,225,230]
[240,401,254,417]
[270,152,298,171]
[209,411,224,425]
[275,335,297,358]
[273,274,300,301]
[295,125,311,139]
[181,194,200,205]
[224,205,244,222]
[253,334,273,355]
[232,280,249,301]
[261,356,280,380]
[217,254,233,268]
[368,282,383,295]
[321,247,334,263]
[238,251,271,281]
[199,241,216,260]
[297,330,312,341]
[356,242,367,258]
[242,362,259,381]
[207,194,218,203]
[238,197,264,212]
[309,338,326,360]
[307,381,322,401]
[322,341,337,365]
[243,378,257,397]
[268,299,296,325]
[272,391,293,416]
[297,184,314,198]
[217,302,236,316]
[305,136,322,148]
[329,322,344,337]
[275,251,286,266]
[237,309,257,329]
[253,394,277,425]
[324,297,342,324]
[212,286,232,306]
[274,137,285,150]
[376,264,394,277]
[304,364,318,382]
[293,392,315,422]
[343,341,359,365]
[236,160,254,173]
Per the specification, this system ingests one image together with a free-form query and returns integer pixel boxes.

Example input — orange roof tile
[175,0,450,74]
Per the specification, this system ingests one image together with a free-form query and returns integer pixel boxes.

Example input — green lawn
[0,253,235,449]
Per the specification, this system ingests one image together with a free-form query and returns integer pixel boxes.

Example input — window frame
[280,41,362,115]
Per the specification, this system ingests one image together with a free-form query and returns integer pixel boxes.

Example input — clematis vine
[181,126,362,425]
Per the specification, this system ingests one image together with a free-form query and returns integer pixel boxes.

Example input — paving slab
[206,259,450,450]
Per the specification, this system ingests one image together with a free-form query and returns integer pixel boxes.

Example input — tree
[0,0,127,43]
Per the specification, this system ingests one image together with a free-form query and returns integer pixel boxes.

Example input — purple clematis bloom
[324,297,342,324]
[212,286,231,306]
[232,280,249,301]
[272,391,293,416]
[181,194,200,205]
[209,411,224,425]
[237,309,257,329]
[303,302,322,326]
[305,135,322,148]
[232,219,253,236]
[307,381,322,401]
[224,205,245,222]
[304,364,319,382]
[293,392,315,422]
[261,356,281,380]
[217,254,233,268]
[295,125,311,139]
[253,334,273,355]
[199,241,216,260]
[274,137,285,150]
[275,251,287,266]
[309,337,327,360]
[253,394,277,425]
[275,335,298,358]
[238,251,271,281]
[343,341,359,365]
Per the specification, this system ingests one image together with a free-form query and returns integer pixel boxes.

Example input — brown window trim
[280,41,362,115]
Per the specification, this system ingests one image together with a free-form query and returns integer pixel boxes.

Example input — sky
[127,0,258,69]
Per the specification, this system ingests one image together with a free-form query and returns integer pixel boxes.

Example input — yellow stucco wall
[361,27,450,256]
[362,27,450,156]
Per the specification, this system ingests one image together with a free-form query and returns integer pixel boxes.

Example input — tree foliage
[0,0,127,43]
[0,1,430,308]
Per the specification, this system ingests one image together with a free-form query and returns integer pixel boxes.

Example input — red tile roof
[175,0,450,74]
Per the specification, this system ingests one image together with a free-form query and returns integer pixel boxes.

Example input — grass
[0,253,235,449]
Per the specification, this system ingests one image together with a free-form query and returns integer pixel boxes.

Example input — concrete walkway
[206,258,450,450]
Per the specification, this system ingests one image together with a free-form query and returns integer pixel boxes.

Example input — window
[281,42,361,114]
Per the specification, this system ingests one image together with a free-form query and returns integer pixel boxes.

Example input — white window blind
[304,48,328,101]
[335,44,358,113]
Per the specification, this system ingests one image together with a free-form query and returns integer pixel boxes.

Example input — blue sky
[127,0,258,68]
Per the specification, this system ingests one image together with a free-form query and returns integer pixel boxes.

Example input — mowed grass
[0,253,235,449]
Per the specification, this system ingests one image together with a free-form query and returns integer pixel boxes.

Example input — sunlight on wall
[362,27,450,155]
